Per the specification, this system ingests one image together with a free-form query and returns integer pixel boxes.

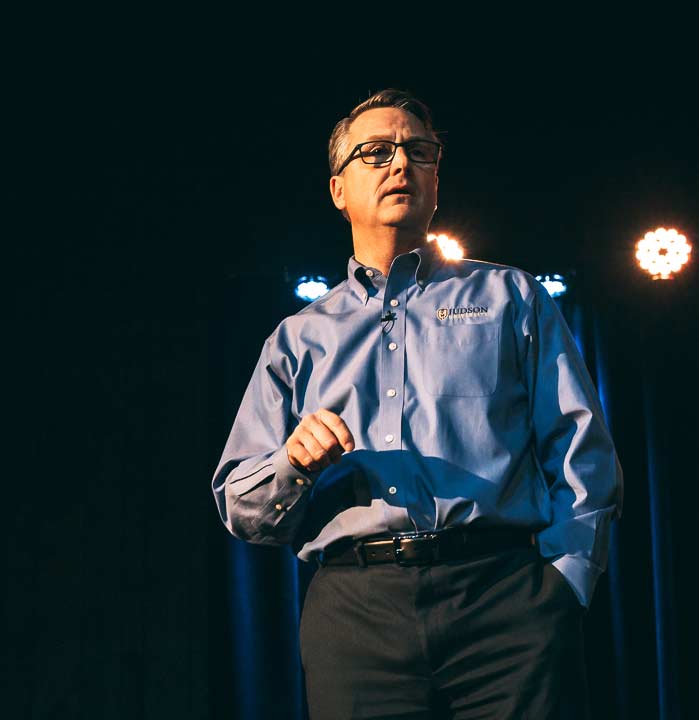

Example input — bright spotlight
[295,276,330,302]
[535,274,568,298]
[427,232,465,260]
[635,227,692,280]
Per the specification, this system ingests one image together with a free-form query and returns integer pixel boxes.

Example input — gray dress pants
[299,545,590,720]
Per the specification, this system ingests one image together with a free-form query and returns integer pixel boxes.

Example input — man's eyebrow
[360,134,432,142]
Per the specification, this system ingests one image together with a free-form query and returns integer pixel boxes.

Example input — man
[212,89,623,719]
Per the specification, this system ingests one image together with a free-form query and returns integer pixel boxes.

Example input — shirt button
[388,486,397,495]
[386,388,397,397]
[388,342,397,351]
[385,433,395,443]
[365,269,374,278]
[295,478,306,486]
[390,299,399,307]
[275,503,283,511]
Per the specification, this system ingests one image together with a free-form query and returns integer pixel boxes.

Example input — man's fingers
[302,415,346,460]
[290,428,333,470]
[287,409,356,473]
[287,434,323,472]
[316,409,355,451]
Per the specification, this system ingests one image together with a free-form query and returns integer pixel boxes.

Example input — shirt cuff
[267,447,317,512]
[272,446,317,483]
[548,554,601,609]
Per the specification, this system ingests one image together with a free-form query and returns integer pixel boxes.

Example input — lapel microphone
[380,311,397,323]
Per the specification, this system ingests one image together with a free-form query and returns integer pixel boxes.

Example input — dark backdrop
[9,45,699,720]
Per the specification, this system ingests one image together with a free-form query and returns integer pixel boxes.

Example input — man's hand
[286,409,355,473]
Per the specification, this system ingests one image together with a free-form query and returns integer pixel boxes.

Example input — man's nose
[390,145,411,173]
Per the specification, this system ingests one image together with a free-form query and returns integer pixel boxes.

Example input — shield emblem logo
[436,308,449,321]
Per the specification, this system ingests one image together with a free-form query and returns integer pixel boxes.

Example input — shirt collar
[346,241,444,304]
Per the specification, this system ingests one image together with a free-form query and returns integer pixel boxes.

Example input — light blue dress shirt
[212,243,623,608]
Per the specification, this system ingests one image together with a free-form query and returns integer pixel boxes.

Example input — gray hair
[328,88,440,176]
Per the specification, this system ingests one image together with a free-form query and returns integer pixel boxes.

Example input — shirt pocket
[422,323,500,397]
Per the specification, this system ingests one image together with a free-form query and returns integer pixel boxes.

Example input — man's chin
[381,207,429,230]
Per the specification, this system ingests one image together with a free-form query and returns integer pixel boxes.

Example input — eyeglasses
[336,139,442,174]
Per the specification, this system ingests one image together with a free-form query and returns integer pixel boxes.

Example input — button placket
[378,276,408,460]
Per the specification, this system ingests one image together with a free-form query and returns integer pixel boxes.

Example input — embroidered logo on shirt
[437,306,489,320]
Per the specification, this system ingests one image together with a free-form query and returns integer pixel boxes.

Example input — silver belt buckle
[393,532,440,566]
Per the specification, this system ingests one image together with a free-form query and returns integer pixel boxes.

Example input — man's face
[330,107,439,235]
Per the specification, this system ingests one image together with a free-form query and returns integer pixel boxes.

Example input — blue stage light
[295,276,330,302]
[535,274,568,298]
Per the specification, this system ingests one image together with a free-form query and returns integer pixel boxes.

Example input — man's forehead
[348,107,428,142]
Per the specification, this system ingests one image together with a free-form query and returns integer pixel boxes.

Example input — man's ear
[329,175,346,212]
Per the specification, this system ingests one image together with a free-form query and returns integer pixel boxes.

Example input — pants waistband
[316,527,536,568]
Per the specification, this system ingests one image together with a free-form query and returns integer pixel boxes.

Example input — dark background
[9,28,699,720]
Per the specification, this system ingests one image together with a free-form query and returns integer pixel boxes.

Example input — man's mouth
[384,187,412,197]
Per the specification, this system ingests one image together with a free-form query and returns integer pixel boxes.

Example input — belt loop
[352,540,368,568]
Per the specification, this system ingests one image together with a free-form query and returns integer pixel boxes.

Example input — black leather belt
[316,527,536,568]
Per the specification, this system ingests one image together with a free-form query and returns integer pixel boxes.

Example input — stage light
[427,233,465,260]
[295,276,330,302]
[635,227,692,280]
[535,274,568,298]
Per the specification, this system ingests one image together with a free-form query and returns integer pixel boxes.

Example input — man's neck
[352,227,426,276]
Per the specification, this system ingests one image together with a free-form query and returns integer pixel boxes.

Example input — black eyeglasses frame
[336,138,442,174]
